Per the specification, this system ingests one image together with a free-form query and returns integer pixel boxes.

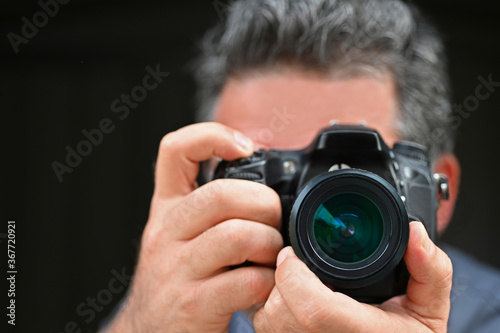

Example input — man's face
[215,69,399,150]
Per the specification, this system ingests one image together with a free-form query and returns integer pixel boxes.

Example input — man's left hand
[254,221,452,333]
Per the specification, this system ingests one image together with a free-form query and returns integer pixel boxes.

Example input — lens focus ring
[289,169,409,289]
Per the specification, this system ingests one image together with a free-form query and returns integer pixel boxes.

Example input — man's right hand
[104,122,283,333]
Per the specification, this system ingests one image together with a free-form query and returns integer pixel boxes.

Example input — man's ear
[433,153,461,236]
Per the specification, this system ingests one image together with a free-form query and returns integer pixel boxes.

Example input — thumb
[403,221,453,323]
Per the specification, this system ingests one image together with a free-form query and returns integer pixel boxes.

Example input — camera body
[213,125,448,303]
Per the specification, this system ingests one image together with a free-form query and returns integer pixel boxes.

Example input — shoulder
[441,243,500,333]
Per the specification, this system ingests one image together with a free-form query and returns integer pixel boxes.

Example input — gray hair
[194,0,453,162]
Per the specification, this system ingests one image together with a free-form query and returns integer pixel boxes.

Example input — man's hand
[254,221,453,333]
[105,123,283,333]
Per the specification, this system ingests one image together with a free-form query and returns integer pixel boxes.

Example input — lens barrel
[289,169,409,289]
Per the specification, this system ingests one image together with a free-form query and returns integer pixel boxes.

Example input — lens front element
[289,169,409,288]
[313,192,384,263]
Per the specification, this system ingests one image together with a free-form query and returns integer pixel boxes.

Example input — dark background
[2,0,500,332]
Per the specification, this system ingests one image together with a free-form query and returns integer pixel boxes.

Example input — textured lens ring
[289,169,409,289]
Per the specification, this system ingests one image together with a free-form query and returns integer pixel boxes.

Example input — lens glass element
[313,192,384,263]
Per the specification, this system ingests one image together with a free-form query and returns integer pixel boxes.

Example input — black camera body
[213,125,448,303]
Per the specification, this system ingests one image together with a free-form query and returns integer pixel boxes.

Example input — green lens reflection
[313,192,384,263]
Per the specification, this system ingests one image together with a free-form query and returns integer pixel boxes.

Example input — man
[104,0,500,332]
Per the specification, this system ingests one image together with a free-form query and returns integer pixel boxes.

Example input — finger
[169,179,282,239]
[275,247,396,332]
[183,219,283,278]
[198,266,276,316]
[402,221,452,325]
[154,122,254,198]
[254,286,304,333]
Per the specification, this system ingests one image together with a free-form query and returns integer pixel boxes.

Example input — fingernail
[277,247,289,267]
[234,131,254,154]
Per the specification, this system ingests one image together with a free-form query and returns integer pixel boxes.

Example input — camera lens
[313,192,384,263]
[289,169,408,289]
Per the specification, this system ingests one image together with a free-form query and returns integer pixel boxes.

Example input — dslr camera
[213,125,449,303]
